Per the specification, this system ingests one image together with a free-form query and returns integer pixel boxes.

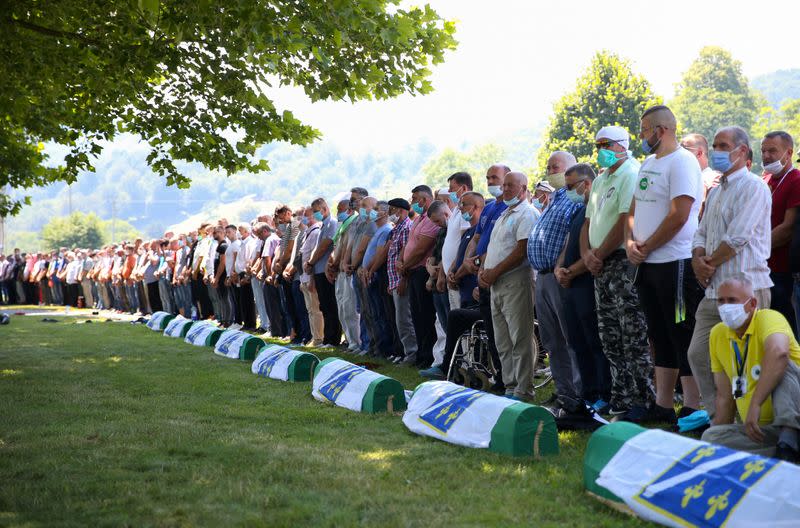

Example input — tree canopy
[0,0,457,216]
[670,46,760,142]
[41,212,106,250]
[535,51,661,177]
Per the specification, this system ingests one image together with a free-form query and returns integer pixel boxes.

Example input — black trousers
[771,271,798,338]
[314,272,341,345]
[560,279,611,401]
[264,282,287,337]
[65,283,80,307]
[441,307,482,375]
[377,268,402,357]
[278,275,298,337]
[407,267,436,367]
[238,278,257,329]
[191,277,212,319]
[146,281,163,313]
[478,287,503,384]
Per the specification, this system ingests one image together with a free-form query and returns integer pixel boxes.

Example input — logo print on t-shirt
[598,186,616,212]
[639,177,649,191]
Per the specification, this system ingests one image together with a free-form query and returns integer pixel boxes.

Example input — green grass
[0,316,650,527]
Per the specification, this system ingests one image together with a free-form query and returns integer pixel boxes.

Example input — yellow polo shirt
[710,309,800,424]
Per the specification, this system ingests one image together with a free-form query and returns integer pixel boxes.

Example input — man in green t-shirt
[579,125,654,422]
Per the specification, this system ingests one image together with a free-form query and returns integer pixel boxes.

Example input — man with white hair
[532,180,555,212]
[235,223,258,330]
[480,171,538,401]
[702,274,800,462]
[581,125,654,420]
[689,126,773,420]
[527,151,581,410]
[626,105,705,424]
[544,151,577,190]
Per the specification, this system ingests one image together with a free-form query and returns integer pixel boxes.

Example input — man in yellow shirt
[703,273,800,462]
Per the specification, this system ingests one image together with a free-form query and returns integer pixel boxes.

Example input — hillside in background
[5,128,541,250]
[752,69,800,107]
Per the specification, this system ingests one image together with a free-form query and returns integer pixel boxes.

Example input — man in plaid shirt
[527,151,581,410]
[386,198,418,364]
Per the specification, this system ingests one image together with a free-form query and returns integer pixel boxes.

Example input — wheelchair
[445,319,552,392]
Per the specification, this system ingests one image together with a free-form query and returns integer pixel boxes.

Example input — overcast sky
[265,0,799,154]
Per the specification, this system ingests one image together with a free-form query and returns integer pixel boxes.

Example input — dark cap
[388,198,410,211]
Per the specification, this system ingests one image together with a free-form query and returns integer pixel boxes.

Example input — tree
[0,1,457,216]
[41,212,106,250]
[536,51,661,176]
[670,47,760,141]
[421,143,506,193]
[101,218,142,244]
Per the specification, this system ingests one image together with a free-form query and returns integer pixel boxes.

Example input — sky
[265,0,800,154]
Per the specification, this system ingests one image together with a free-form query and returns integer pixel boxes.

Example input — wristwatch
[473,257,481,266]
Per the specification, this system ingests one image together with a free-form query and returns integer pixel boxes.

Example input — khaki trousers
[300,281,324,344]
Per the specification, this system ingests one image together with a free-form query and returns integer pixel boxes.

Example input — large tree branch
[8,17,101,46]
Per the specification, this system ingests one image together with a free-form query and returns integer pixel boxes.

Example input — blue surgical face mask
[462,211,472,222]
[359,207,366,217]
[449,191,459,203]
[565,189,584,204]
[368,210,378,221]
[313,211,324,222]
[301,216,309,225]
[503,196,521,207]
[487,185,502,198]
[710,149,740,173]
[411,202,424,215]
[337,212,348,222]
[641,130,660,154]
[532,199,544,210]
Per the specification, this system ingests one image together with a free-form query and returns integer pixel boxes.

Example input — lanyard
[770,167,793,196]
[731,335,750,378]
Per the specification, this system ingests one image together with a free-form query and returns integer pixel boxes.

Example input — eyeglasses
[595,140,620,150]
[565,179,587,191]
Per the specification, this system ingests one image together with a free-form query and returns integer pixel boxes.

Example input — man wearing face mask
[384,198,417,364]
[690,126,773,421]
[701,274,800,461]
[544,151,576,190]
[306,198,341,347]
[349,196,380,356]
[360,200,396,357]
[555,164,611,411]
[581,125,653,418]
[442,172,473,310]
[761,131,800,337]
[528,150,583,411]
[626,106,705,424]
[533,180,555,213]
[481,171,538,401]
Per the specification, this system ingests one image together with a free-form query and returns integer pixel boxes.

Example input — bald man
[480,171,538,401]
[581,125,654,420]
[627,105,704,423]
[681,133,720,201]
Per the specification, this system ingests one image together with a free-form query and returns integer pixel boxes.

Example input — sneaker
[677,406,701,419]
[649,404,677,424]
[539,393,559,406]
[400,356,417,366]
[608,405,629,416]
[592,399,611,414]
[774,442,800,464]
[393,356,405,365]
[419,366,445,380]
[617,405,649,423]
[319,343,336,348]
[489,380,506,395]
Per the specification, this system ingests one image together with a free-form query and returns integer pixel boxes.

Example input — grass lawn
[0,316,650,527]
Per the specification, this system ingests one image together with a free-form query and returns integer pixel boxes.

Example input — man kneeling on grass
[702,274,800,462]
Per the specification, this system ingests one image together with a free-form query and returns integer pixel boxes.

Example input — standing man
[332,198,361,351]
[442,172,473,310]
[306,198,340,347]
[689,126,773,420]
[581,125,654,421]
[385,198,417,364]
[627,106,704,422]
[399,185,439,367]
[360,200,395,358]
[299,207,324,346]
[527,150,581,410]
[681,133,720,202]
[480,171,537,401]
[249,222,271,332]
[761,131,800,336]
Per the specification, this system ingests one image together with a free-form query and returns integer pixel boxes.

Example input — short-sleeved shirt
[225,238,240,276]
[764,167,800,273]
[634,148,703,263]
[215,241,228,280]
[586,157,641,249]
[313,216,338,275]
[350,218,377,263]
[475,198,507,256]
[527,188,582,270]
[562,207,592,289]
[432,227,447,263]
[300,224,321,282]
[261,234,281,259]
[484,201,537,272]
[387,217,412,290]
[403,214,441,270]
[441,207,470,273]
[710,309,800,424]
[279,220,300,253]
[363,223,392,271]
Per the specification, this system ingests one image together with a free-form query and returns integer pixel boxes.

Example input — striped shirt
[387,217,412,291]
[527,188,582,270]
[692,167,773,298]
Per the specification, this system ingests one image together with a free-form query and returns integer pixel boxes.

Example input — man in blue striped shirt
[527,151,580,409]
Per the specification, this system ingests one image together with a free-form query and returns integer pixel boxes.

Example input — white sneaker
[229,323,242,330]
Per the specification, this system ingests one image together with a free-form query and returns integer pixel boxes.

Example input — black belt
[538,268,554,275]
[606,249,627,260]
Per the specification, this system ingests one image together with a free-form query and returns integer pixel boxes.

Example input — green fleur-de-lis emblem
[681,479,706,508]
[639,177,649,190]
[705,489,731,520]
[740,460,766,481]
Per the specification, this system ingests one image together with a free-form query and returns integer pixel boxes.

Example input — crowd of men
[3,105,800,461]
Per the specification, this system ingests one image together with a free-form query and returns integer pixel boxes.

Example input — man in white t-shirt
[626,105,705,424]
[224,224,241,325]
[441,172,473,311]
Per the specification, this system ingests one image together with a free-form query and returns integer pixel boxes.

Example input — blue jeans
[367,277,393,356]
[433,291,450,329]
[291,280,311,343]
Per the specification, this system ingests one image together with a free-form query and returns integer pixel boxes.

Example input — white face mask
[487,185,502,197]
[388,214,398,224]
[763,158,786,175]
[718,302,750,329]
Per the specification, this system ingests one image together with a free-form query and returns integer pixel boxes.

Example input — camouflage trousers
[593,254,654,410]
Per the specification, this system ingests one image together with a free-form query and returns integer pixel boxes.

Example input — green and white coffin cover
[213,329,265,360]
[587,422,800,527]
[312,358,406,413]
[163,315,194,338]
[184,321,223,347]
[251,345,319,382]
[146,311,175,331]
[403,381,558,457]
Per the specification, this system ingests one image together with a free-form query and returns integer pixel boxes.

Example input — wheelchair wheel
[532,319,553,390]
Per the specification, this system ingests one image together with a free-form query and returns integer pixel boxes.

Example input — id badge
[731,376,747,399]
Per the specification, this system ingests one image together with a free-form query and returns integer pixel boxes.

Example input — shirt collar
[721,166,748,185]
